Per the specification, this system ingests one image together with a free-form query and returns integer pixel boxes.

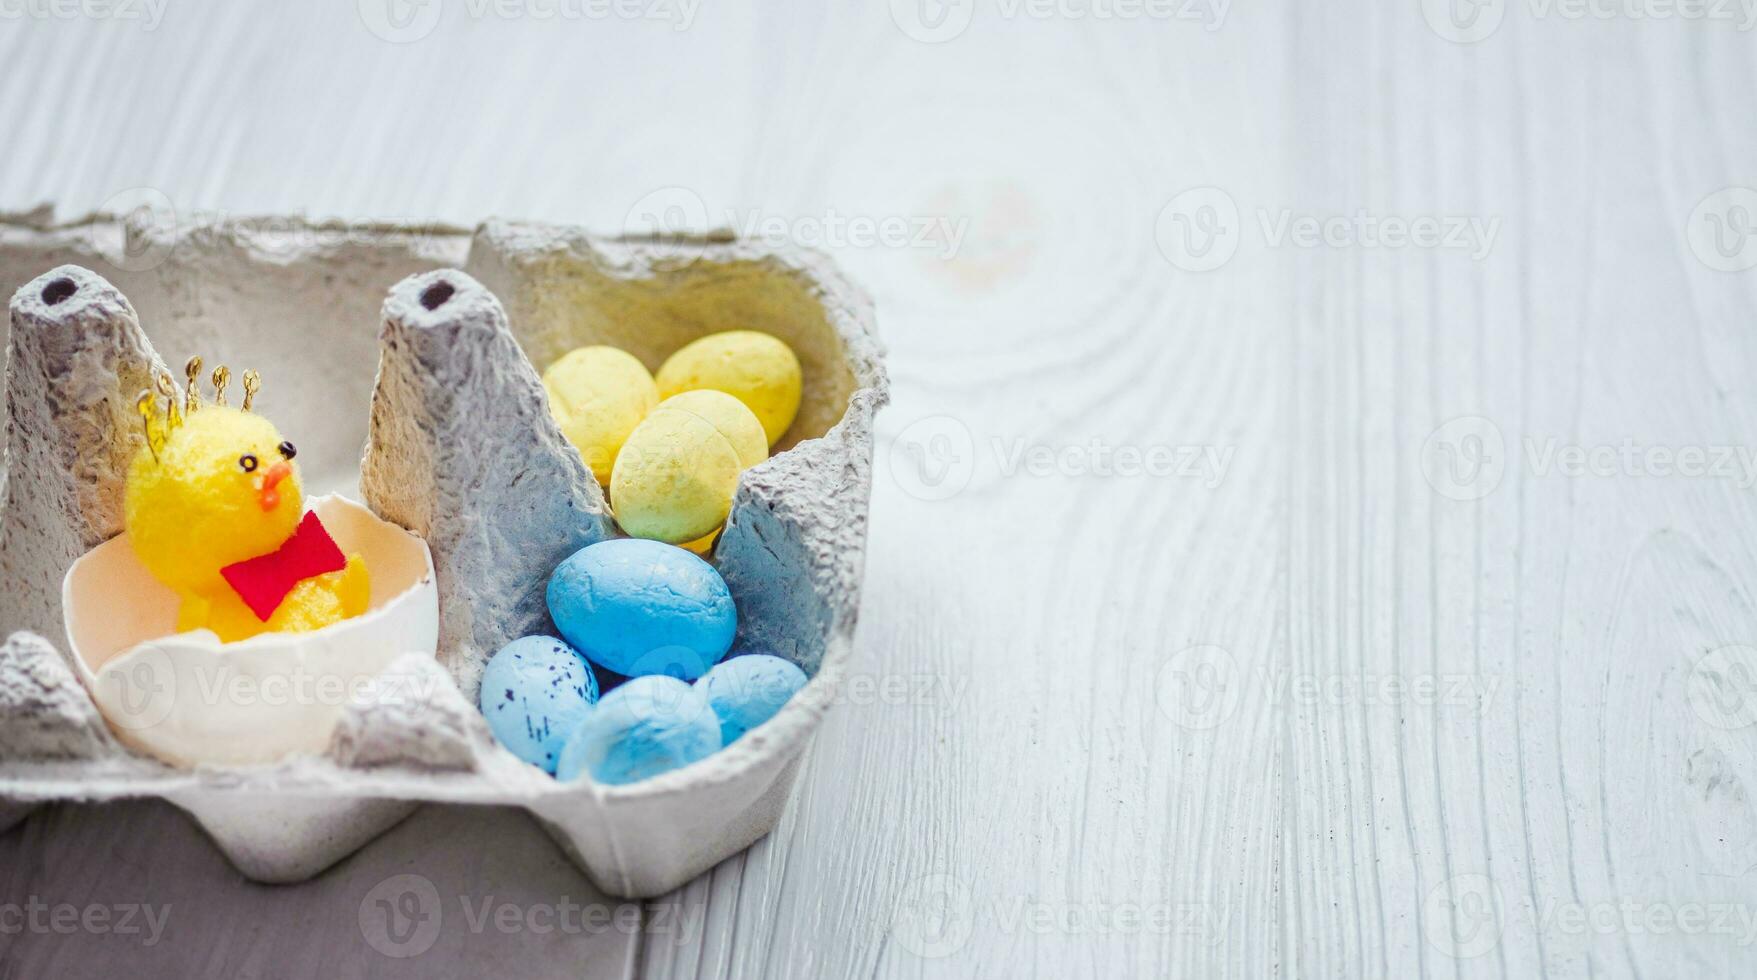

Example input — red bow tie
[220,511,348,621]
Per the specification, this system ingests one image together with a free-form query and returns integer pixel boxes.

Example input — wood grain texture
[4,1,1757,977]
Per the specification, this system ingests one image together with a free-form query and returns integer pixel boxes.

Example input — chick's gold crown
[136,355,264,462]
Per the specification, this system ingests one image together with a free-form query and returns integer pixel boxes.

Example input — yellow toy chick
[125,358,369,643]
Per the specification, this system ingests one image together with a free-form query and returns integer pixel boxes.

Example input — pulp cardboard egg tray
[0,210,887,898]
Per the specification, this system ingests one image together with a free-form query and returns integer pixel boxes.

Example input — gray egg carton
[0,211,887,897]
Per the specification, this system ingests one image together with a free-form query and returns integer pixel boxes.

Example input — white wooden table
[5,2,1757,976]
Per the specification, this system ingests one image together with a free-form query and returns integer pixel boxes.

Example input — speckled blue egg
[697,655,808,744]
[478,635,600,774]
[546,538,736,681]
[555,675,721,785]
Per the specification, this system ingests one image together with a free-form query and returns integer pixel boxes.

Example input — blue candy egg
[478,635,600,774]
[555,676,721,785]
[547,538,736,681]
[697,654,808,744]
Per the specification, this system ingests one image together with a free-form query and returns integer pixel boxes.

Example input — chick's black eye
[278,441,297,460]
[239,454,258,473]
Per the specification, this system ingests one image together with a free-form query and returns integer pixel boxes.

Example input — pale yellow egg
[636,390,767,555]
[655,331,802,446]
[679,529,721,555]
[542,346,660,484]
[655,389,768,469]
[610,407,743,544]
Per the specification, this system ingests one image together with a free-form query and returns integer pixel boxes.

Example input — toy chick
[125,358,369,643]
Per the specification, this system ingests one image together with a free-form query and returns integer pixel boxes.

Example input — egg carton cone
[0,210,887,897]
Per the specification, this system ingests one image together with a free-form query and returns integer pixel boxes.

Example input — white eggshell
[60,495,439,767]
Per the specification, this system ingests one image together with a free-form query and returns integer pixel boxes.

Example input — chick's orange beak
[257,460,292,512]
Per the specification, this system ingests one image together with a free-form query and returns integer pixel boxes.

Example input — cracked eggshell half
[60,495,439,767]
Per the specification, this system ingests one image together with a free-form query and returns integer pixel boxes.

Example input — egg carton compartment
[0,211,887,897]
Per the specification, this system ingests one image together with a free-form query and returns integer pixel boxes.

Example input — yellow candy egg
[679,530,720,555]
[541,346,659,484]
[610,393,768,545]
[610,410,740,544]
[657,389,768,469]
[655,330,802,446]
[652,390,766,555]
